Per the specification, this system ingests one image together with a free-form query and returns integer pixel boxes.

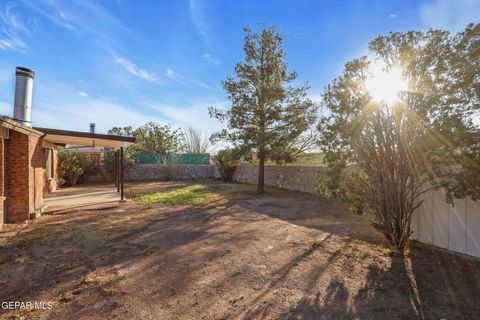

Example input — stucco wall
[124,164,219,181]
[232,164,329,194]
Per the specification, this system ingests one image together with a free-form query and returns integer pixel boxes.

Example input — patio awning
[34,127,135,149]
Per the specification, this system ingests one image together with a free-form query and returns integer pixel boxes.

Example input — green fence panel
[135,153,210,164]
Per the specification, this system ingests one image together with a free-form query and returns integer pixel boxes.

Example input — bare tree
[183,127,211,153]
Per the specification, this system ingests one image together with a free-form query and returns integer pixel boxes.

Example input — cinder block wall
[233,164,329,194]
[124,164,218,181]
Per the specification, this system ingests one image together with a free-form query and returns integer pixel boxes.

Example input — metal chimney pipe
[90,123,96,133]
[13,67,35,127]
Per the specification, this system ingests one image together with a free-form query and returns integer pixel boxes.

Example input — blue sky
[0,0,478,136]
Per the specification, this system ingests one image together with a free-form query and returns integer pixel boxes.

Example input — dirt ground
[1,181,480,319]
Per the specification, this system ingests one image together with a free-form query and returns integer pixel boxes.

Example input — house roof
[34,127,135,149]
[0,115,135,149]
[0,116,43,137]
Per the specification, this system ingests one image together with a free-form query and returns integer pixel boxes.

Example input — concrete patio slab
[44,185,121,213]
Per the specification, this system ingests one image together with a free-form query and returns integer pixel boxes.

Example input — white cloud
[148,102,230,152]
[0,29,26,53]
[20,0,76,32]
[78,91,88,97]
[147,102,226,138]
[19,0,127,43]
[164,67,214,90]
[115,57,161,84]
[21,74,222,136]
[1,2,29,33]
[421,0,480,31]
[148,98,231,154]
[33,96,153,133]
[389,13,398,18]
[201,53,219,65]
[30,91,226,139]
[165,68,174,78]
[189,0,209,42]
[0,2,33,53]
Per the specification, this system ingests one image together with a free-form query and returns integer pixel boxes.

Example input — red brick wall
[29,136,44,213]
[4,131,45,222]
[0,138,4,228]
[5,131,30,222]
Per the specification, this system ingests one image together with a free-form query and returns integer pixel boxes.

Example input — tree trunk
[257,147,265,194]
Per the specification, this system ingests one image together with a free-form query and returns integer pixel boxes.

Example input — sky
[0,0,478,136]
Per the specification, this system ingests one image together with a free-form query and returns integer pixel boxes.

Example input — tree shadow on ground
[266,247,480,320]
[0,199,237,316]
[280,258,416,319]
[270,257,420,320]
[227,188,480,319]
[233,190,384,246]
[409,244,480,319]
[1,183,480,319]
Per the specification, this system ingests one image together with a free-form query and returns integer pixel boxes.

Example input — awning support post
[120,146,125,201]
[116,149,120,192]
[114,150,119,189]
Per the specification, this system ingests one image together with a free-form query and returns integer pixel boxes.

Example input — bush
[103,148,136,178]
[58,150,83,186]
[76,153,102,184]
[214,148,239,182]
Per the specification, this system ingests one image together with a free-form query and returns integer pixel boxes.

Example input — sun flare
[365,65,407,104]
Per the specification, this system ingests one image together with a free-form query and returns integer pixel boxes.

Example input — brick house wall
[30,135,44,214]
[0,138,4,228]
[0,116,129,225]
[5,130,30,222]
[4,130,45,222]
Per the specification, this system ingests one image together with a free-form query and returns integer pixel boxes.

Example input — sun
[365,64,407,104]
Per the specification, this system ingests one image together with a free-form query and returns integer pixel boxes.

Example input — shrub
[214,148,239,182]
[58,150,83,186]
[103,148,136,179]
[318,25,480,254]
[77,153,103,184]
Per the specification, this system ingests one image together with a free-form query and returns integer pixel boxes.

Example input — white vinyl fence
[410,190,480,259]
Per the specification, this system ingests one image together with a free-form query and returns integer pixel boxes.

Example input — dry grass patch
[136,184,215,206]
[129,181,258,207]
